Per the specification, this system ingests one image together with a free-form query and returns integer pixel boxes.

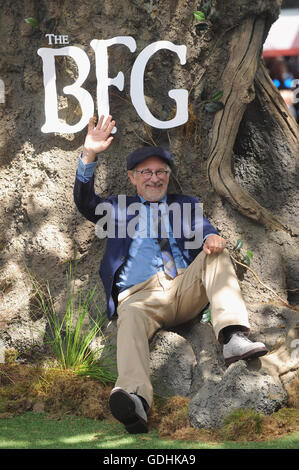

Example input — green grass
[26,261,116,384]
[0,412,298,449]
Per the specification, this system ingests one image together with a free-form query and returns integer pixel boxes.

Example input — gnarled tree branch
[207,16,298,235]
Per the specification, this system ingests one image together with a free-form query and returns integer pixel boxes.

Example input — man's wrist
[82,146,97,164]
[77,153,98,182]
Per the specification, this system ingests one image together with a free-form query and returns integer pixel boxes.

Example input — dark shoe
[223,332,268,366]
[109,387,148,434]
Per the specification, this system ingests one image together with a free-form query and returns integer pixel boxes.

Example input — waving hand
[82,115,115,163]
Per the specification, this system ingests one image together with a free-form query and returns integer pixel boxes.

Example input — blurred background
[263,0,299,122]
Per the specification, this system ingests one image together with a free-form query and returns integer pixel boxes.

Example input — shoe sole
[109,389,148,434]
[225,346,268,367]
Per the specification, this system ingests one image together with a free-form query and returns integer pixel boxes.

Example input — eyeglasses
[135,169,170,179]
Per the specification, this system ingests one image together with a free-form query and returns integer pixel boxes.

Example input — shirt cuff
[76,153,98,182]
[203,233,217,243]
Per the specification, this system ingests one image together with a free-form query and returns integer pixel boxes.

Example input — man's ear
[128,170,137,187]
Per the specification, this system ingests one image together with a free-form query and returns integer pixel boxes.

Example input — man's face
[128,156,170,202]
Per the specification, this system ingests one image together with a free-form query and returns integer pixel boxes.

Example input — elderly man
[74,115,268,434]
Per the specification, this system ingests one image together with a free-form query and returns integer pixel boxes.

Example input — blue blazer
[74,175,219,318]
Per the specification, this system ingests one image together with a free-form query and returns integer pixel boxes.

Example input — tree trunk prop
[207,16,299,235]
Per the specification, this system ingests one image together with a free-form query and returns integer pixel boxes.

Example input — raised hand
[82,115,116,163]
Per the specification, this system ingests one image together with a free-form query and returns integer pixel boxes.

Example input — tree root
[229,252,299,313]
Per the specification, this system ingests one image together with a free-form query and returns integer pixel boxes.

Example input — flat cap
[126,146,173,170]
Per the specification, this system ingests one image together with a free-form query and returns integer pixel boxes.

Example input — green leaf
[25,17,39,27]
[200,308,212,324]
[193,11,206,21]
[235,239,243,251]
[244,255,251,266]
[204,101,224,113]
[212,90,224,102]
[245,249,254,259]
[195,22,209,34]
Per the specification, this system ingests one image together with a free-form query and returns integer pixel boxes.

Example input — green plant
[24,18,39,28]
[200,307,212,325]
[233,239,254,266]
[197,88,225,114]
[204,91,224,113]
[193,1,220,34]
[26,262,116,384]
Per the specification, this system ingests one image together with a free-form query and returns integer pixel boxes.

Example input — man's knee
[117,307,143,328]
[117,307,159,340]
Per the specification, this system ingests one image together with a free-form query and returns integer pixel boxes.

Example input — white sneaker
[223,332,268,366]
[109,387,148,434]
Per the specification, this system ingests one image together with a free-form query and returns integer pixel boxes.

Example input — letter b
[37,46,94,133]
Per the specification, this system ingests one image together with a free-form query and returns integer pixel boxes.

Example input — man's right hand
[82,114,116,164]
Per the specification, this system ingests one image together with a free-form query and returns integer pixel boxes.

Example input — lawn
[0,412,298,450]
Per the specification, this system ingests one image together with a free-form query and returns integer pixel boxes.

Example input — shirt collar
[138,194,167,204]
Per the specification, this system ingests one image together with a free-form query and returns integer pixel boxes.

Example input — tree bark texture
[0,1,298,389]
[206,15,298,234]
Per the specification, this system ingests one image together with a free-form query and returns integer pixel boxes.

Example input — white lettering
[182,202,203,249]
[127,202,143,238]
[117,195,128,239]
[0,79,4,104]
[37,37,189,134]
[45,34,69,45]
[147,454,196,465]
[103,455,138,467]
[37,46,94,133]
[95,202,116,239]
[91,37,137,134]
[163,202,182,238]
[94,199,203,249]
[130,40,188,129]
[45,34,55,45]
[62,35,69,45]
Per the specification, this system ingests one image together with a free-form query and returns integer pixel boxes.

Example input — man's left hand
[203,235,226,255]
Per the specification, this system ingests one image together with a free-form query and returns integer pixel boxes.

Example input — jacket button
[120,256,125,261]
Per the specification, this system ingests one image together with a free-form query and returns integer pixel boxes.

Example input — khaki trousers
[115,249,250,407]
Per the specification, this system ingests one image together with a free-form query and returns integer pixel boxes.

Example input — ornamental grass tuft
[26,261,116,385]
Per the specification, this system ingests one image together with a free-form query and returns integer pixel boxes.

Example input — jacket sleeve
[74,173,110,224]
[191,196,219,243]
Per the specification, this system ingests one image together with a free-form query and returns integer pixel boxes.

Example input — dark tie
[148,202,178,279]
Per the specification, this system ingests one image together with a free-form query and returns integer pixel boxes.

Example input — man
[74,115,268,434]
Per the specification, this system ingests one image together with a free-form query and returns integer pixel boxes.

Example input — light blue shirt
[115,195,189,292]
[76,154,98,182]
[76,154,215,292]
